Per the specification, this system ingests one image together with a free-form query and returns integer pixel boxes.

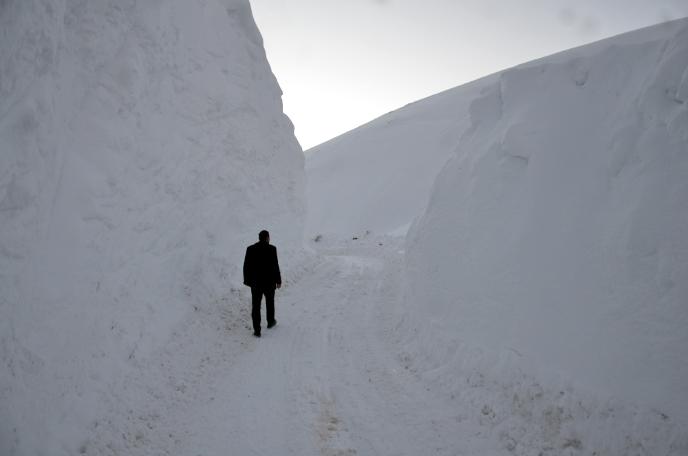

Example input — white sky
[250,0,688,150]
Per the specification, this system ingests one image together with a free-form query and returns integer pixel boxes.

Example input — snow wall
[0,1,304,454]
[405,19,688,421]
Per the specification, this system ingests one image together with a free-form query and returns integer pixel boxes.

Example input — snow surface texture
[405,17,688,438]
[0,1,304,454]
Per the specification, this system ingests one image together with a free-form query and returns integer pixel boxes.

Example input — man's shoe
[267,320,277,329]
[253,331,261,338]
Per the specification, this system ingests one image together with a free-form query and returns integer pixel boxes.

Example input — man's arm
[243,247,252,287]
[274,246,282,289]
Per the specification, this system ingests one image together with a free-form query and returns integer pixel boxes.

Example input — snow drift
[405,17,688,425]
[0,1,304,454]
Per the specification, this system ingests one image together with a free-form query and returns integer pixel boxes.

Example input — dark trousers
[251,286,275,333]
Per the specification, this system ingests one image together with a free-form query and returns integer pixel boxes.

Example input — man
[243,230,281,337]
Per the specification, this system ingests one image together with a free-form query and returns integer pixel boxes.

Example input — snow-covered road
[66,233,688,456]
[83,236,502,456]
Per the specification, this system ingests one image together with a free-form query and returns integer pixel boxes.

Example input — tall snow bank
[0,1,304,454]
[405,19,688,421]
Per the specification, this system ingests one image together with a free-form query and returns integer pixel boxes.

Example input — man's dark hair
[259,230,270,242]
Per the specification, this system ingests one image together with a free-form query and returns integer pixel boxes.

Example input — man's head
[259,230,270,243]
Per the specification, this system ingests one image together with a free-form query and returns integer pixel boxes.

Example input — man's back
[243,241,281,289]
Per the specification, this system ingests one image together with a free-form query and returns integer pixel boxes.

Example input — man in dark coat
[243,230,281,337]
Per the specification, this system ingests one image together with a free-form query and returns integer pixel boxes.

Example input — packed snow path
[84,236,500,456]
[81,235,687,456]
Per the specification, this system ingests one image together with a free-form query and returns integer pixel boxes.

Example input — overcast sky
[250,0,688,150]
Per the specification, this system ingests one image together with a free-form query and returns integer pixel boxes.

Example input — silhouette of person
[243,230,281,337]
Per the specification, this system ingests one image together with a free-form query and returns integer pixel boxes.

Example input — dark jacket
[243,241,281,289]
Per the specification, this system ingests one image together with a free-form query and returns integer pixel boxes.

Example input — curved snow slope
[0,1,304,454]
[304,20,686,239]
[305,78,495,237]
[406,19,688,420]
